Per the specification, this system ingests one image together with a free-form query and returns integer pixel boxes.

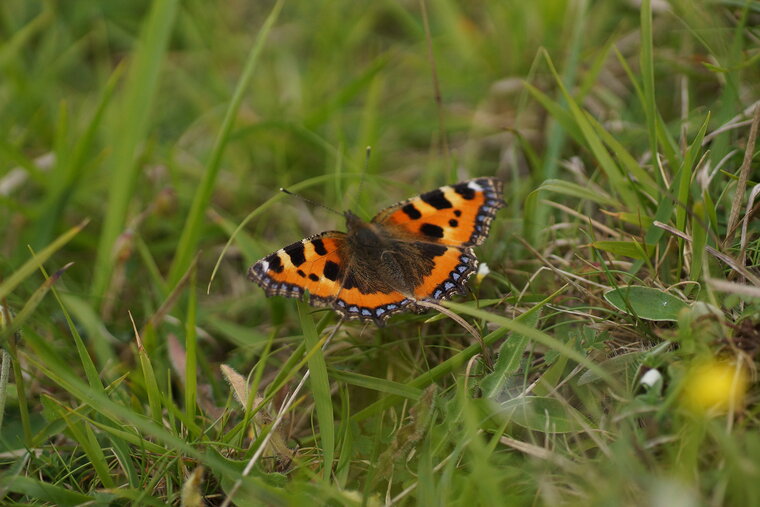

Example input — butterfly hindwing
[410,245,478,301]
[371,177,505,247]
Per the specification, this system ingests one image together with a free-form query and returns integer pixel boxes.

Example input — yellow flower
[680,359,749,415]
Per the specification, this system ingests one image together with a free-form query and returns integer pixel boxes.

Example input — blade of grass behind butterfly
[334,384,352,488]
[168,0,284,290]
[58,294,117,372]
[352,74,382,199]
[630,115,710,277]
[91,0,179,301]
[185,264,198,425]
[34,63,122,248]
[297,301,334,482]
[690,200,707,284]
[41,264,104,393]
[530,0,588,243]
[52,404,114,488]
[130,313,162,424]
[613,46,679,177]
[585,113,659,197]
[640,0,658,174]
[542,50,640,212]
[0,219,87,302]
[351,286,566,423]
[674,113,710,272]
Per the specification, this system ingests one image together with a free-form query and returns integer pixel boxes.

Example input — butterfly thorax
[344,211,383,248]
[341,209,441,297]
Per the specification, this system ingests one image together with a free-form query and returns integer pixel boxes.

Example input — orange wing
[408,244,478,301]
[372,177,504,247]
[248,232,413,324]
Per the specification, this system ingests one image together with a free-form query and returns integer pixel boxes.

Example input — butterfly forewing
[248,232,347,302]
[371,177,505,247]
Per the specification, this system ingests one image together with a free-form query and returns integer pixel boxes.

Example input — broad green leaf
[604,286,689,321]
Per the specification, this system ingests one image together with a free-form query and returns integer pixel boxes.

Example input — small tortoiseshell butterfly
[249,177,504,325]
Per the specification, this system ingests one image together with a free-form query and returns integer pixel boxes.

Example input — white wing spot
[467,181,483,191]
[260,260,269,271]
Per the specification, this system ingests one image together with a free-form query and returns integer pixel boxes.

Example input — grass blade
[298,301,334,482]
[91,0,179,300]
[0,219,87,302]
[168,0,285,288]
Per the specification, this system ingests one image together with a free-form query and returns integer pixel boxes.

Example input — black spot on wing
[402,203,422,219]
[420,223,444,239]
[417,242,447,259]
[421,189,453,210]
[312,238,328,255]
[266,254,284,273]
[454,209,462,217]
[284,242,306,267]
[297,269,306,278]
[453,183,475,200]
[308,273,319,282]
[449,219,458,227]
[324,260,340,281]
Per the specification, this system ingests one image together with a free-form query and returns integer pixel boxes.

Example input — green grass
[1,1,759,505]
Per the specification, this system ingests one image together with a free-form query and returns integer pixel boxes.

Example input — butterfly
[248,177,504,325]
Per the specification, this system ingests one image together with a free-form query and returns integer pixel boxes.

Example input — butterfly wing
[371,177,505,247]
[249,231,413,324]
[370,177,504,303]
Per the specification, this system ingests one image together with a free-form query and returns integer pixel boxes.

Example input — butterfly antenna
[280,188,343,217]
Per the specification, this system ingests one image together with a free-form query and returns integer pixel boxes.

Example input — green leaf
[604,286,689,322]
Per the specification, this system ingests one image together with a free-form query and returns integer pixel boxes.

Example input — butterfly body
[249,177,504,325]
